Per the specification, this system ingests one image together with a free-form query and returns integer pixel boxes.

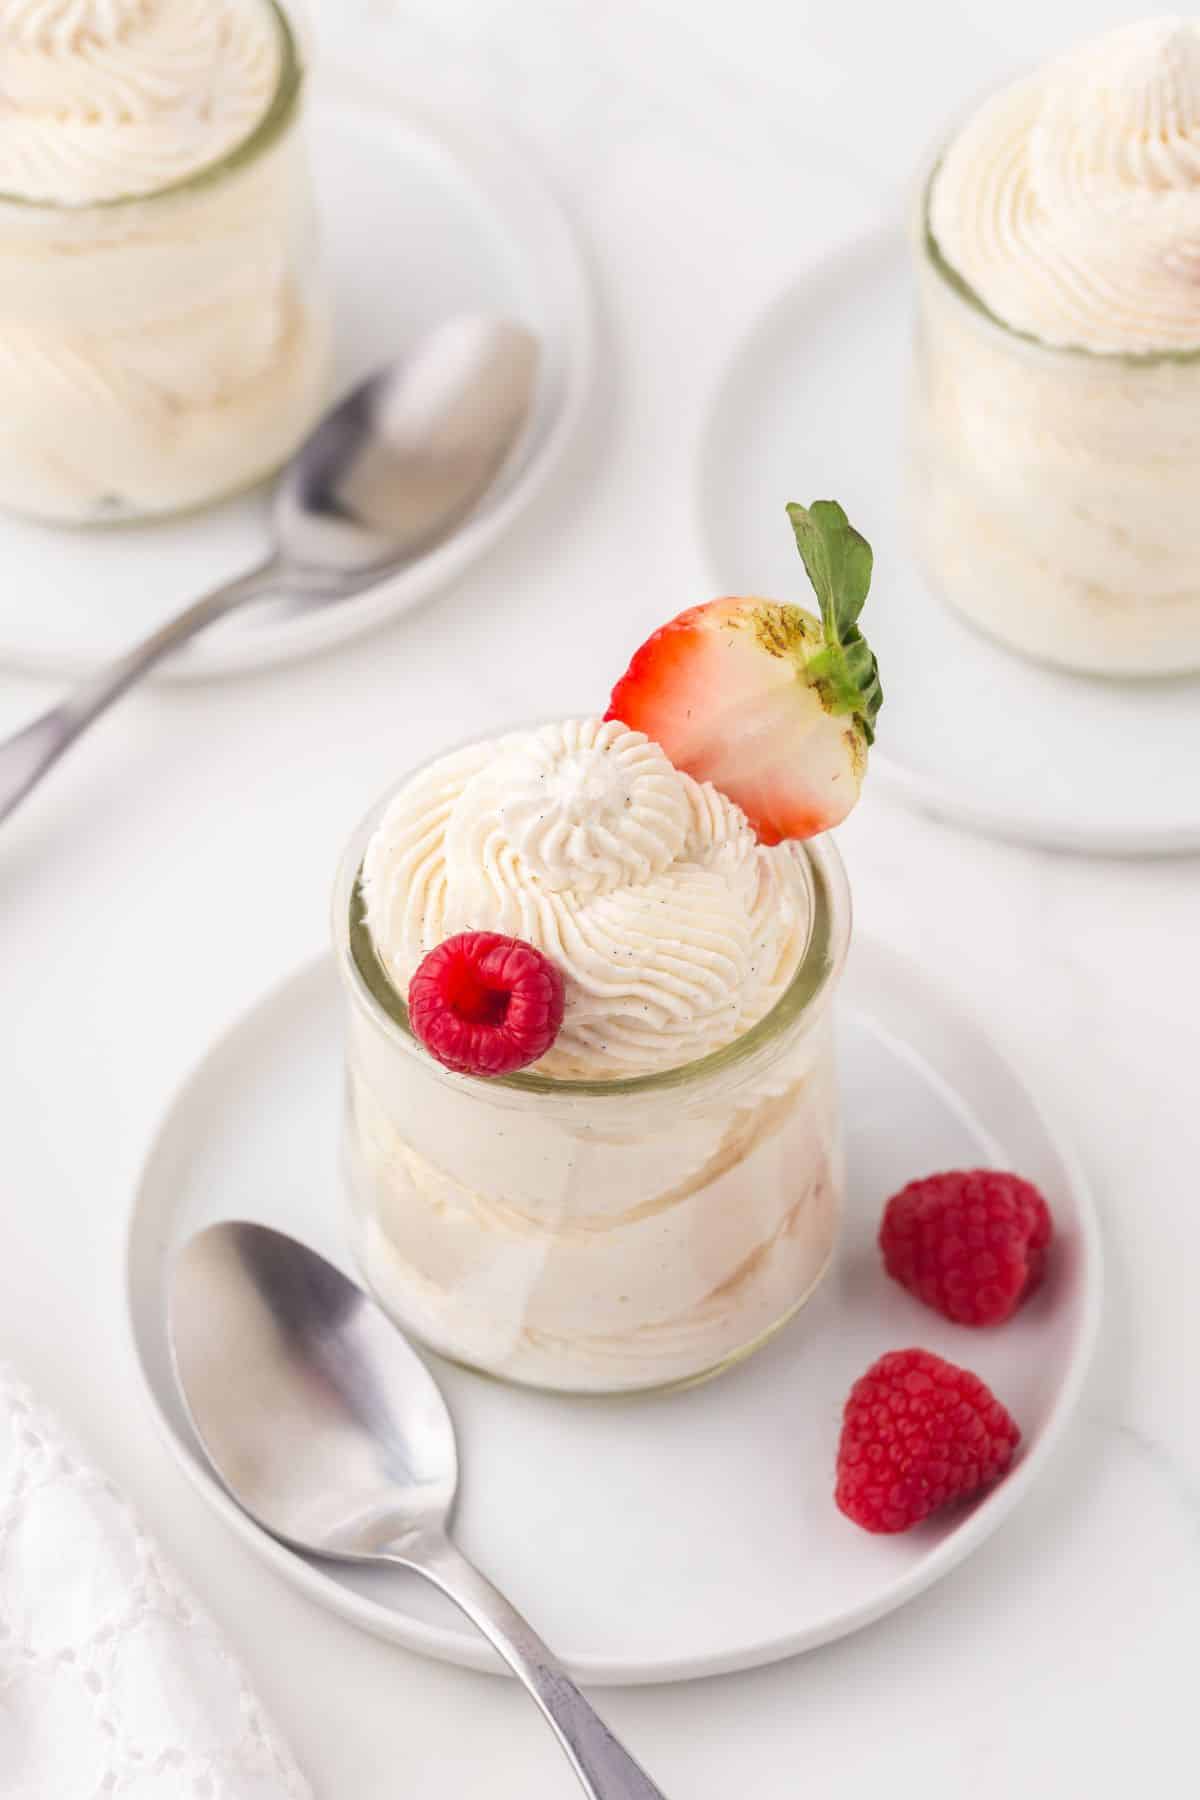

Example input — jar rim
[0,0,302,215]
[331,744,852,1102]
[918,154,1200,369]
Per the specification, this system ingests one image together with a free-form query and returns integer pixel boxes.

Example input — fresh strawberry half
[606,501,881,843]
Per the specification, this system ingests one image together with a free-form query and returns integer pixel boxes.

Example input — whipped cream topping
[460,719,692,899]
[362,719,813,1080]
[0,0,284,204]
[930,19,1200,352]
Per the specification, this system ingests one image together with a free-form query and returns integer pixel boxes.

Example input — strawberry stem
[786,500,883,744]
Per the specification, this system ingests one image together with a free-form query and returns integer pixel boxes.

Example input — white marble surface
[0,1,1196,1794]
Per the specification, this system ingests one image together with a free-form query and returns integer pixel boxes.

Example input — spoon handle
[397,1533,670,1800]
[0,557,280,827]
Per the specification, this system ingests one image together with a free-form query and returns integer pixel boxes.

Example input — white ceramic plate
[0,66,593,683]
[696,228,1200,856]
[125,939,1100,1684]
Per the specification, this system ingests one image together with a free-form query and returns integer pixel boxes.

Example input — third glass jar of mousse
[909,18,1200,678]
[0,0,330,524]
[333,725,851,1396]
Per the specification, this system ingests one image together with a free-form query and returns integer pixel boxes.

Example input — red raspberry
[408,932,565,1077]
[880,1169,1053,1328]
[835,1348,1020,1534]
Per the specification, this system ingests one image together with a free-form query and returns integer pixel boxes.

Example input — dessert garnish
[408,931,565,1076]
[835,1349,1021,1535]
[606,500,881,843]
[880,1170,1053,1328]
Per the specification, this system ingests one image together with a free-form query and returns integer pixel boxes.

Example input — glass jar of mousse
[333,779,851,1396]
[0,0,331,525]
[909,174,1200,678]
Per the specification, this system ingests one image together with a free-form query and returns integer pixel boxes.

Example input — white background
[1,1,1197,1794]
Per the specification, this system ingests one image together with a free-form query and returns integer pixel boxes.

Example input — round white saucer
[125,938,1100,1685]
[696,228,1200,857]
[0,65,594,684]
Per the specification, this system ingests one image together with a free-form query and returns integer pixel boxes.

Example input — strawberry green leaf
[786,500,882,743]
[786,500,872,637]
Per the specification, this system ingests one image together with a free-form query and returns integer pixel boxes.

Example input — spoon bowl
[276,315,540,577]
[169,1223,668,1800]
[171,1222,457,1558]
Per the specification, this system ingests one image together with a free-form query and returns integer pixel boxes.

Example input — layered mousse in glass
[0,0,330,523]
[912,18,1200,675]
[334,502,881,1393]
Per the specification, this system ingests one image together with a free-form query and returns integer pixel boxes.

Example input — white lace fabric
[0,1366,311,1799]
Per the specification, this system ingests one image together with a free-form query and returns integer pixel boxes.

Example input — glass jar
[0,1,331,526]
[333,778,851,1395]
[908,175,1200,678]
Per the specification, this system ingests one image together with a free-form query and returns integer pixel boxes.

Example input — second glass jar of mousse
[909,19,1200,678]
[0,0,330,524]
[333,722,851,1396]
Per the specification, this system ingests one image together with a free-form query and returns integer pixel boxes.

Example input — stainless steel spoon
[0,315,539,826]
[170,1222,669,1800]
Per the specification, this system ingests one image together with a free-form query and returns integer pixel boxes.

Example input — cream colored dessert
[338,719,846,1393]
[362,720,816,1080]
[911,18,1200,674]
[0,0,330,522]
[0,0,285,205]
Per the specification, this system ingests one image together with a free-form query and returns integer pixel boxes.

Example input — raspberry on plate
[408,932,565,1077]
[880,1169,1053,1327]
[835,1348,1021,1534]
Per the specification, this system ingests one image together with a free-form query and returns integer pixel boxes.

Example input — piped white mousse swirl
[361,719,812,1080]
[930,18,1200,352]
[0,0,283,204]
